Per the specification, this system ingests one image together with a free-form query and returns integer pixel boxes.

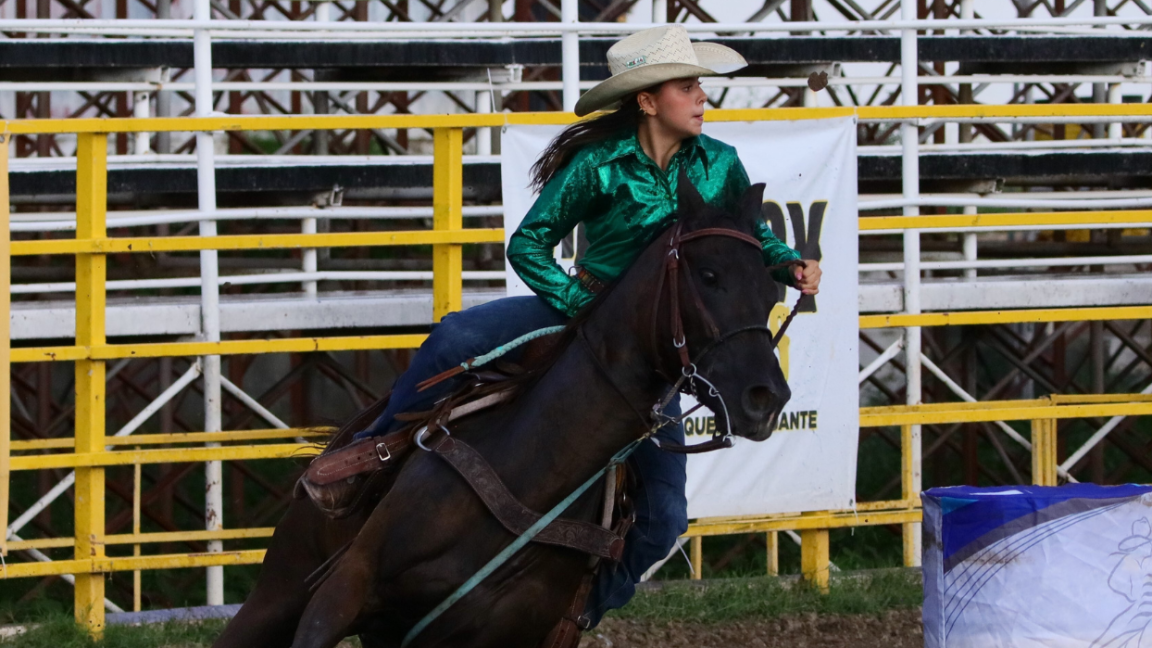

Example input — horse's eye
[700,269,718,286]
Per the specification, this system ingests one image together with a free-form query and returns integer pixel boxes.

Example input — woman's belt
[574,266,606,294]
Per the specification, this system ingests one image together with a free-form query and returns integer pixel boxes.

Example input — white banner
[501,118,859,518]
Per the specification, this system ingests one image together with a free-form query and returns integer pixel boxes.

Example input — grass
[612,569,922,623]
[0,571,921,647]
[0,615,230,648]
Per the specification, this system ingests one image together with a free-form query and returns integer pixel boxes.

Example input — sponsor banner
[501,118,859,518]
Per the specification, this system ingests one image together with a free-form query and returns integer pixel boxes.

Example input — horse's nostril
[743,385,775,417]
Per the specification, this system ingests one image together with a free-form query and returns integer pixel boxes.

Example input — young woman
[345,25,820,626]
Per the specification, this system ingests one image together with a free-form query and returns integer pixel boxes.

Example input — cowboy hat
[573,25,748,117]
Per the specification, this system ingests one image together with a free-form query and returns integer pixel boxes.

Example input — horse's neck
[489,288,666,492]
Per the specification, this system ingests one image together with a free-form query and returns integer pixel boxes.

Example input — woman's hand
[794,260,822,295]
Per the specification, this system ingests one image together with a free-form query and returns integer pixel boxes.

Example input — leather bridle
[582,220,809,454]
[651,220,800,373]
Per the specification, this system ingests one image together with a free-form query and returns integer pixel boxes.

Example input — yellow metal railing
[2,106,1152,627]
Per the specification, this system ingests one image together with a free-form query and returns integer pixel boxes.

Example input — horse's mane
[494,267,625,403]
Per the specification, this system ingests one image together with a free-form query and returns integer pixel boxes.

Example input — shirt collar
[600,129,710,170]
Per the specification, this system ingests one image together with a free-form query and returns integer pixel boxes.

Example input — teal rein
[461,325,566,373]
[399,437,644,648]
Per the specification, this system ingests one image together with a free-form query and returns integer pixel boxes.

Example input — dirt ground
[580,609,923,648]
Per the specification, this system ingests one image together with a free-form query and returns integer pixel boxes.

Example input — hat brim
[573,42,747,117]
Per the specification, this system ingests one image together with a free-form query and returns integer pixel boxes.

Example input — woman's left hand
[794,260,822,295]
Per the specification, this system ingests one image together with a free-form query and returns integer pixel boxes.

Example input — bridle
[580,220,809,454]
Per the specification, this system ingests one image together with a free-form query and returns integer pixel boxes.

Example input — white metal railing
[6,14,1152,36]
[7,205,504,232]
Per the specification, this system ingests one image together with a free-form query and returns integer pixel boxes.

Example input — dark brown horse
[212,173,791,648]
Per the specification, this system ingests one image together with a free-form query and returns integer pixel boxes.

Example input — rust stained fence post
[433,127,464,322]
[901,423,920,566]
[74,132,108,636]
[690,536,702,580]
[800,511,830,593]
[1031,417,1058,486]
[0,133,9,560]
[766,531,778,577]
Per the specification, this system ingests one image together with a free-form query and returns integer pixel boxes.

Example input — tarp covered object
[923,484,1152,648]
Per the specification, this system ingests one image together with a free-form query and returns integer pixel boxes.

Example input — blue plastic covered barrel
[923,484,1152,648]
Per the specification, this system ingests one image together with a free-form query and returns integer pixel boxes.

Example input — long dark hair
[529,94,642,192]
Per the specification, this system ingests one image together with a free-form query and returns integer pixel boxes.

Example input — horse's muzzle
[740,383,789,441]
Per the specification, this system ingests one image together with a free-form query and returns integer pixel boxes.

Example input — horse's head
[650,168,791,442]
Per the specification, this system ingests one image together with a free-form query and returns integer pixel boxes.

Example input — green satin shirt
[507,129,801,317]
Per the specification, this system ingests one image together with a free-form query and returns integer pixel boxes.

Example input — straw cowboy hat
[574,25,748,117]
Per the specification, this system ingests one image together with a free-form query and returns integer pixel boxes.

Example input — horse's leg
[213,498,358,648]
[290,535,379,648]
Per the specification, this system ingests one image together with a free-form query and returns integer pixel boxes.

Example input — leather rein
[580,220,809,454]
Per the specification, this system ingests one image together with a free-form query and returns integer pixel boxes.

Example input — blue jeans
[358,296,687,626]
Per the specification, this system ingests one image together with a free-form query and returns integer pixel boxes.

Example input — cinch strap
[399,438,643,648]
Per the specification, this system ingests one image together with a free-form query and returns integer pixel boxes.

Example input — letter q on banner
[501,118,859,519]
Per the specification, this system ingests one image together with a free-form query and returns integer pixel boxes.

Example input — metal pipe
[860,195,1152,210]
[3,74,1149,93]
[865,137,1152,153]
[958,0,974,272]
[962,205,976,280]
[899,0,922,568]
[131,91,150,155]
[561,0,579,113]
[9,205,505,232]
[312,1,330,159]
[862,223,1152,235]
[155,69,171,154]
[903,116,1152,126]
[193,0,225,605]
[652,0,666,22]
[219,376,289,430]
[1108,83,1123,139]
[301,214,319,297]
[958,0,973,143]
[12,270,509,293]
[1093,0,1107,139]
[631,0,652,22]
[475,90,492,156]
[858,338,903,384]
[863,254,1152,271]
[7,15,1152,35]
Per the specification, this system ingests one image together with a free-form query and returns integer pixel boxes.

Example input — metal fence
[3,105,1152,635]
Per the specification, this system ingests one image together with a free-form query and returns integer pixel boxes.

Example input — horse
[211,170,792,648]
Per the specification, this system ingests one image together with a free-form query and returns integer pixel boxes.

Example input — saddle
[296,377,516,519]
[297,326,565,518]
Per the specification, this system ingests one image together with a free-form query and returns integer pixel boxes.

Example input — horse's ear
[741,183,767,228]
[676,166,706,219]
